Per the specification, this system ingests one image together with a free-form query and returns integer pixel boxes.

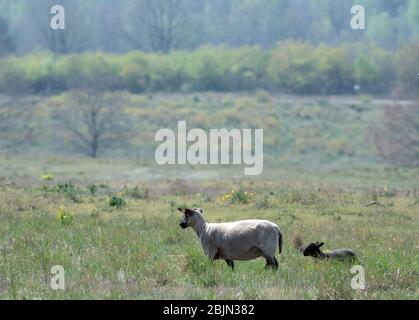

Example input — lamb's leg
[225,259,234,270]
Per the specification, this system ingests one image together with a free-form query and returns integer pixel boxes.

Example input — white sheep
[178,207,283,270]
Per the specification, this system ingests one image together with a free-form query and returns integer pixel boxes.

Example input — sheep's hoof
[264,257,279,270]
[225,259,234,270]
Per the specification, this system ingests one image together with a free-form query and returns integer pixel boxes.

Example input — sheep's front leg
[224,259,234,270]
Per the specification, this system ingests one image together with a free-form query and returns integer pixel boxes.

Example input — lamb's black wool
[303,241,356,262]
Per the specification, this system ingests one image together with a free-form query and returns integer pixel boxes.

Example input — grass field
[0,94,417,300]
[0,178,417,300]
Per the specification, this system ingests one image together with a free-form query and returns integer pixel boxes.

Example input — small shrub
[221,189,254,205]
[108,194,126,208]
[56,207,74,226]
[56,182,81,203]
[40,173,54,181]
[382,185,396,198]
[87,184,98,196]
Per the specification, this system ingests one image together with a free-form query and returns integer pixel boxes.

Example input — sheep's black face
[178,208,202,229]
[303,242,324,258]
[179,213,190,228]
[303,245,319,257]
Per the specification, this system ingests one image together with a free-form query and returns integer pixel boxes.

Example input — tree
[126,0,191,53]
[365,12,399,49]
[26,0,88,54]
[52,91,132,158]
[0,15,14,56]
[407,0,419,32]
[394,42,419,98]
[352,44,395,94]
[375,0,409,17]
[0,95,39,150]
[371,103,419,167]
[94,0,127,53]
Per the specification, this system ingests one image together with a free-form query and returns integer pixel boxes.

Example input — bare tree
[0,15,14,57]
[27,0,88,54]
[0,95,40,150]
[371,103,419,167]
[126,0,189,53]
[53,91,132,158]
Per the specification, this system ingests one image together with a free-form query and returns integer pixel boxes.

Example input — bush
[394,42,419,98]
[0,43,398,95]
[351,44,395,94]
[87,184,98,196]
[108,194,126,208]
[267,42,356,94]
[56,207,74,226]
[221,189,254,205]
[40,173,54,181]
[267,42,318,94]
[56,182,81,203]
[41,182,82,202]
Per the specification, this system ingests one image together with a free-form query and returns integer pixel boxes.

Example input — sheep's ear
[317,242,324,248]
[181,208,196,215]
[195,208,203,214]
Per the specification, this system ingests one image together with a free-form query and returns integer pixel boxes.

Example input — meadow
[0,179,417,299]
[0,93,417,300]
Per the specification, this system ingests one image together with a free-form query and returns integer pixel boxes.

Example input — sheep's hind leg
[264,256,278,270]
[272,257,279,270]
[225,259,235,270]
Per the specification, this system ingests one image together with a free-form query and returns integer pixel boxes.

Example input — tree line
[0,0,419,56]
[0,41,417,96]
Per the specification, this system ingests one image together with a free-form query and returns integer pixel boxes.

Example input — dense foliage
[0,42,416,95]
[1,0,419,54]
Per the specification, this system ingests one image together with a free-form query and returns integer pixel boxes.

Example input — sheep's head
[178,208,202,229]
[303,241,324,258]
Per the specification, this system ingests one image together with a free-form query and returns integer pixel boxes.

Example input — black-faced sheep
[178,208,283,270]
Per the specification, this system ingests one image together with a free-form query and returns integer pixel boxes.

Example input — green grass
[1,93,409,166]
[0,182,417,300]
[0,93,417,299]
[2,93,418,189]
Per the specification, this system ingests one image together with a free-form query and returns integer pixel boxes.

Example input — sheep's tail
[277,227,283,254]
[293,235,304,252]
